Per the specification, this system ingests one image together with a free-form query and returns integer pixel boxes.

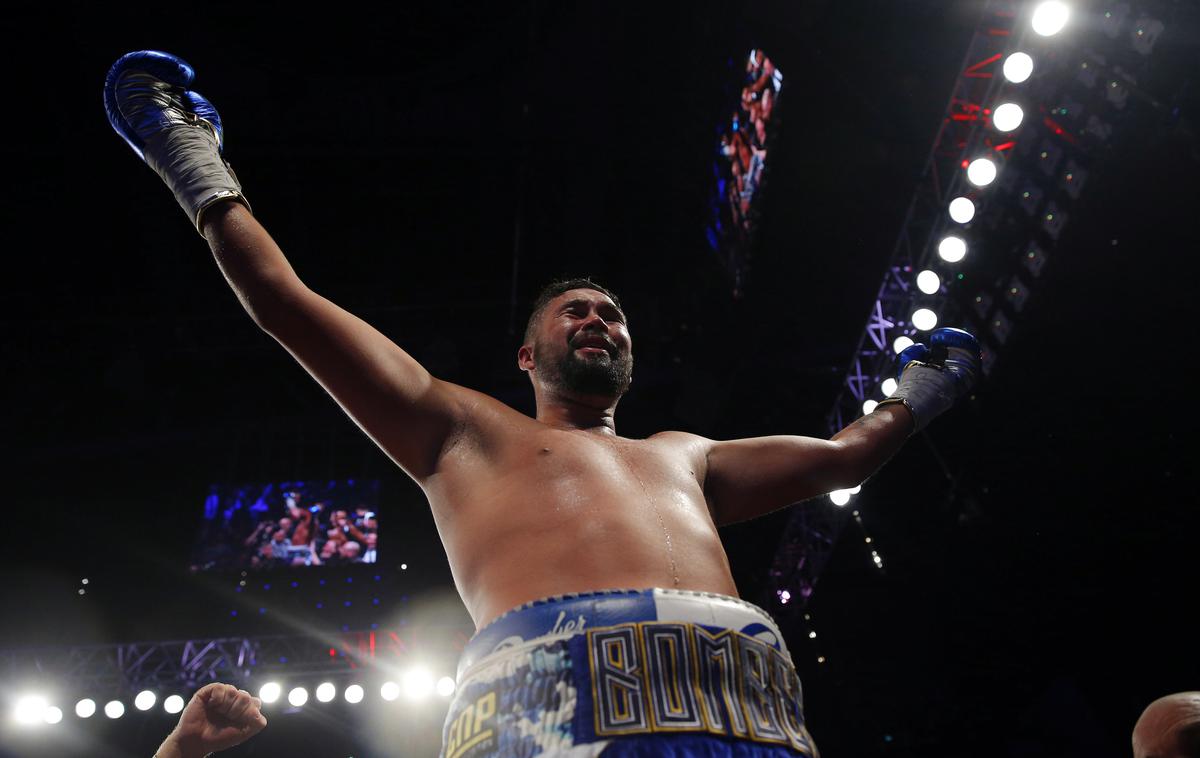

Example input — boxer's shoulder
[649,429,714,455]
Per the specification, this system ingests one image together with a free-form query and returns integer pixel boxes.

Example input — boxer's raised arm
[204,203,464,483]
[104,51,468,479]
[702,328,981,525]
[702,404,912,526]
[103,51,464,482]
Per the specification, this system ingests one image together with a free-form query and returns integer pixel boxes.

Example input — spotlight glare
[75,699,96,719]
[916,269,941,294]
[862,399,878,415]
[893,336,914,354]
[992,103,1024,132]
[1032,2,1070,36]
[938,236,967,263]
[15,696,48,725]
[380,682,401,702]
[966,158,997,187]
[163,695,185,715]
[849,485,862,494]
[287,687,308,707]
[830,490,851,506]
[344,684,365,704]
[436,677,457,697]
[403,668,435,700]
[948,196,975,223]
[258,682,282,705]
[912,308,939,331]
[1003,52,1034,83]
[881,377,899,397]
[44,706,63,725]
[104,700,125,719]
[134,690,156,711]
[315,683,336,703]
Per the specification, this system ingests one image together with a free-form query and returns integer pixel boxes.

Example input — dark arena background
[3,1,1198,756]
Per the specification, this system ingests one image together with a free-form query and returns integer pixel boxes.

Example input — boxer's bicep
[703,435,855,526]
[256,285,465,483]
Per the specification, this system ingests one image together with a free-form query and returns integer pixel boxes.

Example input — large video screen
[191,479,380,571]
[709,49,784,285]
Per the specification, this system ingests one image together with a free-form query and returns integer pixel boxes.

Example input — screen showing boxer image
[190,479,381,571]
[709,49,783,278]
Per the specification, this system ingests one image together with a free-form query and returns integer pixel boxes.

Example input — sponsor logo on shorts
[587,622,815,754]
[444,690,497,758]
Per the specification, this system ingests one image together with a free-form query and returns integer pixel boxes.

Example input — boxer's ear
[517,344,535,372]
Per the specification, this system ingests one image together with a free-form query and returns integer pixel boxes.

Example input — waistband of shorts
[457,587,787,679]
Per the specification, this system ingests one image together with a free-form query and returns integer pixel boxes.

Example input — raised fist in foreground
[154,683,267,758]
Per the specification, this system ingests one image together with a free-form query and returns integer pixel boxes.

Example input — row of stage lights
[827,1,1072,509]
[11,671,458,727]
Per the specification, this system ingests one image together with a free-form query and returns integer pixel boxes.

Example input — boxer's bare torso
[203,204,906,634]
[423,396,736,630]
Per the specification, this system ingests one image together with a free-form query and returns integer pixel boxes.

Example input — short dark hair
[523,277,626,346]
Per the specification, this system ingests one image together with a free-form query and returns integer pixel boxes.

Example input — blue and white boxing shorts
[440,588,818,757]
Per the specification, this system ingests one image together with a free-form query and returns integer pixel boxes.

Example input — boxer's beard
[536,340,632,398]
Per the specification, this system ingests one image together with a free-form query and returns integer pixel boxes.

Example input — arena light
[104,700,125,719]
[916,269,941,294]
[315,682,336,703]
[287,687,308,707]
[948,196,975,223]
[862,399,878,415]
[1003,52,1034,83]
[43,706,63,725]
[163,695,185,715]
[75,698,96,719]
[380,682,400,702]
[436,677,456,697]
[849,485,862,494]
[258,682,281,705]
[14,695,48,725]
[911,308,938,331]
[1032,2,1070,36]
[344,684,364,704]
[938,235,967,263]
[829,490,851,507]
[893,336,914,354]
[881,377,898,397]
[134,690,157,711]
[992,103,1024,132]
[966,158,997,186]
[403,667,435,700]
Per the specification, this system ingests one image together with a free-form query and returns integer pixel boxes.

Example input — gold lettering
[474,692,496,735]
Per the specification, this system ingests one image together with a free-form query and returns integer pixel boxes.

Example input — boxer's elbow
[243,276,314,332]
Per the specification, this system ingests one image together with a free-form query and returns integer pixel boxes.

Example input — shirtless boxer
[107,51,979,757]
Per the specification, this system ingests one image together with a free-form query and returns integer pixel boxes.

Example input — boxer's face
[528,289,633,398]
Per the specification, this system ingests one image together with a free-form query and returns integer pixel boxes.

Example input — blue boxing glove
[104,51,250,234]
[877,327,981,432]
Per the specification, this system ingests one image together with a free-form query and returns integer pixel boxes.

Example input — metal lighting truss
[765,0,1181,626]
[763,0,1025,623]
[0,626,471,698]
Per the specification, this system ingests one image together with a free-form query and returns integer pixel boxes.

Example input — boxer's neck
[534,389,619,435]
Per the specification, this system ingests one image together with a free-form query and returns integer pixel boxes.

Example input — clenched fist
[154,683,267,758]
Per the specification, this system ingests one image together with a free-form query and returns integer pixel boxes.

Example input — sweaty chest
[506,432,703,516]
